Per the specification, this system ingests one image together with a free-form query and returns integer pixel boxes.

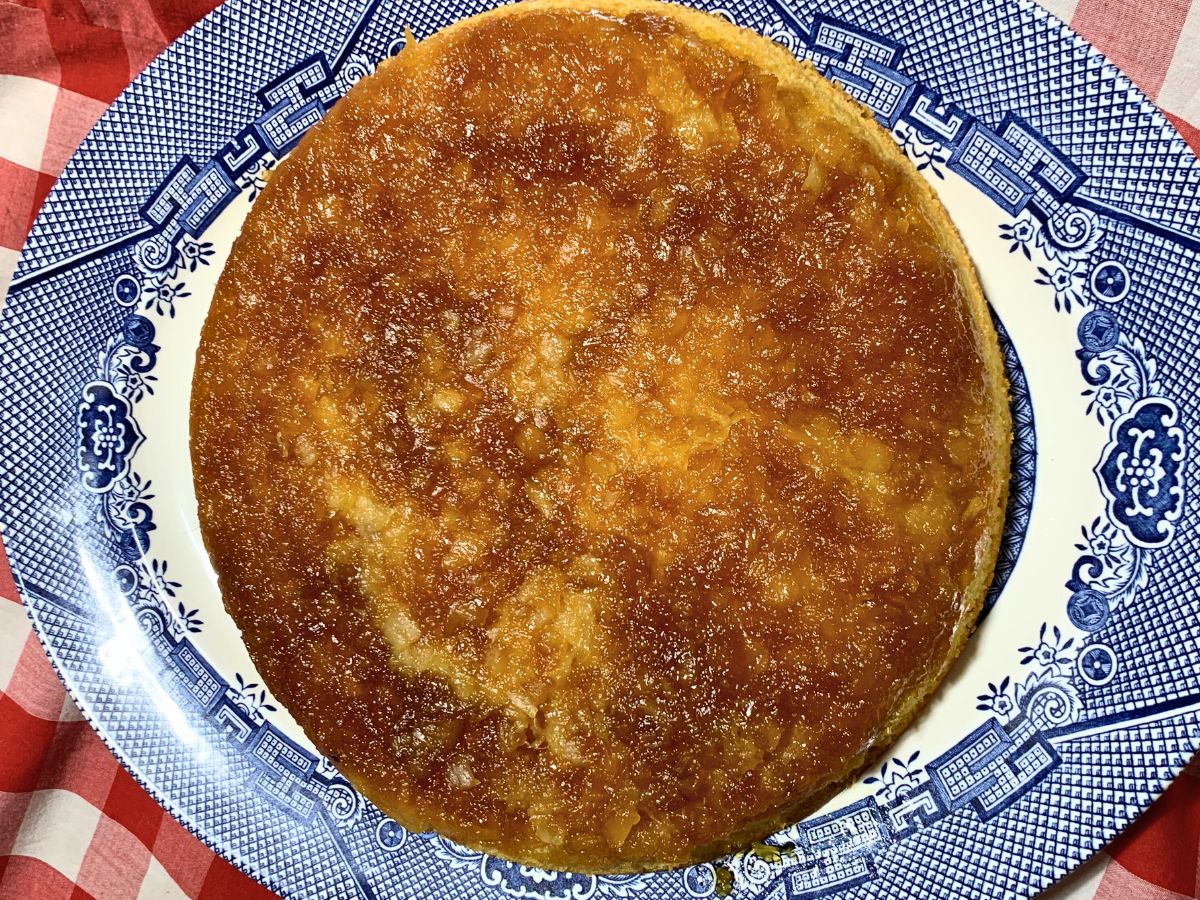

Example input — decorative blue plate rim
[2,0,1199,897]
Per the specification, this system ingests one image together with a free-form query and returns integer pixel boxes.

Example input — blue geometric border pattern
[983,320,1036,614]
[1,0,1198,898]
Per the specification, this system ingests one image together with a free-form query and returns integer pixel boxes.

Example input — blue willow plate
[1,0,1197,896]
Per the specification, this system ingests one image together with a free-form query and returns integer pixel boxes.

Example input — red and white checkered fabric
[0,0,1197,897]
[0,554,275,898]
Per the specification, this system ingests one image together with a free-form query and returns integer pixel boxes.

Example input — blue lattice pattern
[1101,222,1200,396]
[1080,566,1200,720]
[14,1,362,279]
[0,256,131,601]
[984,324,1037,611]
[821,0,1200,241]
[839,712,1200,899]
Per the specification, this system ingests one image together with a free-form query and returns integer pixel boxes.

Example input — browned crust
[356,0,1011,871]
[194,0,1011,873]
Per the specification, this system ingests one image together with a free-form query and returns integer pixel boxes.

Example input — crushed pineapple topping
[193,2,1008,871]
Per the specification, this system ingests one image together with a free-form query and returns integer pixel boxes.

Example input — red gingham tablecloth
[1,0,1198,897]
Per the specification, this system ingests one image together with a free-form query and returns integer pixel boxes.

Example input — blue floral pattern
[894,121,948,178]
[232,672,279,722]
[237,157,276,202]
[1035,262,1087,312]
[1018,624,1075,674]
[975,624,1083,729]
[999,215,1037,260]
[976,677,1016,717]
[431,838,651,899]
[1096,399,1186,549]
[78,382,145,492]
[996,210,1099,314]
[864,752,924,804]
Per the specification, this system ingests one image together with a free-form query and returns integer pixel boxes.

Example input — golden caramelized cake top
[191,0,1011,873]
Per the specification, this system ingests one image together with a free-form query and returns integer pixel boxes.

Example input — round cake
[191,0,1011,873]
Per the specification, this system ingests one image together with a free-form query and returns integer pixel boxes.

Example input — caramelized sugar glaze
[192,0,1010,872]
